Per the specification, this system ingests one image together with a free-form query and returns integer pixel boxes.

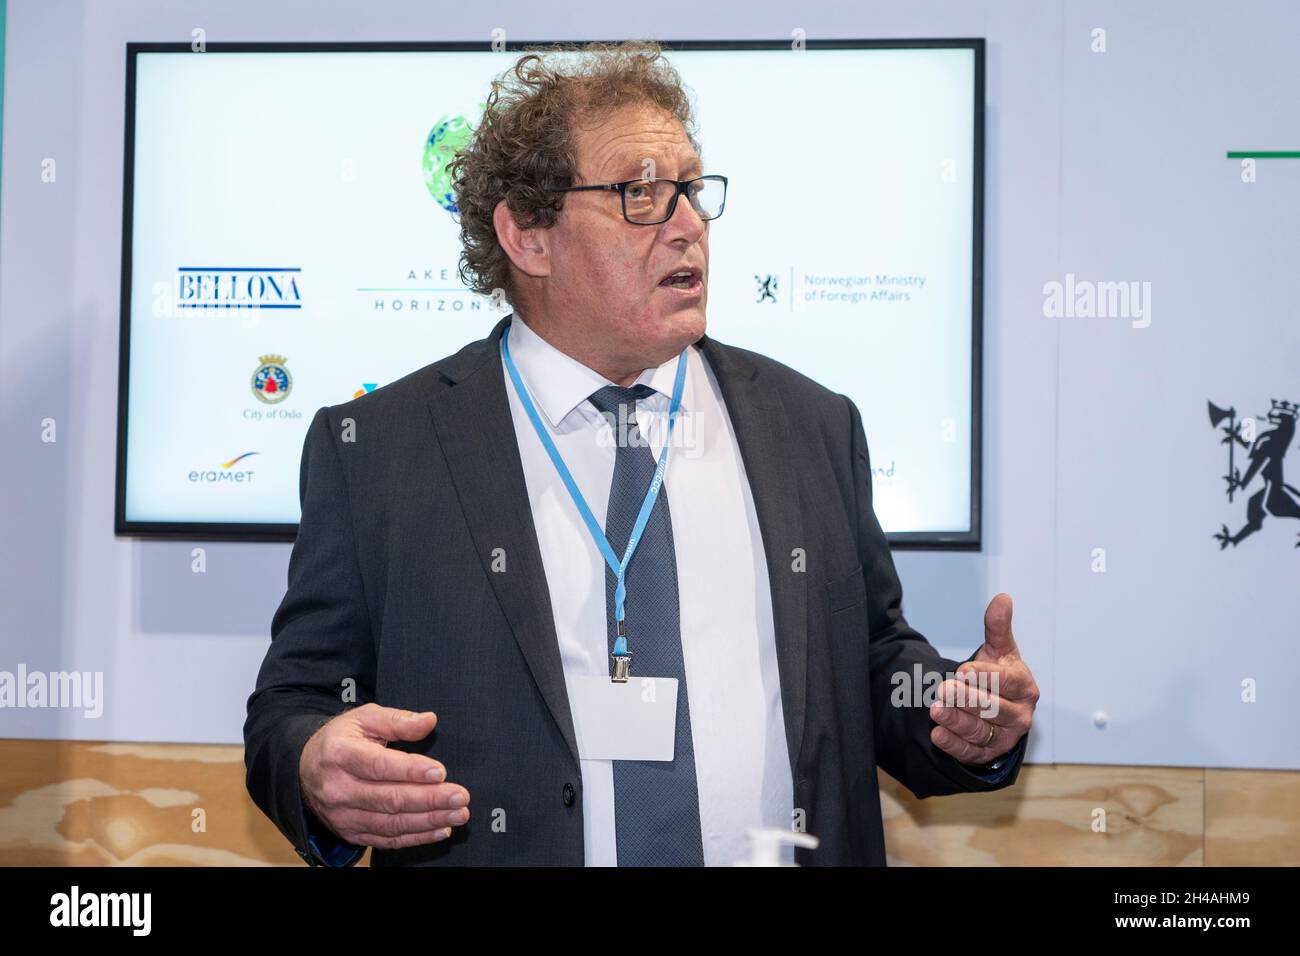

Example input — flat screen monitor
[115,40,983,546]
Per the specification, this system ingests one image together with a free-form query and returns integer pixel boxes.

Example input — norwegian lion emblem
[1209,399,1300,549]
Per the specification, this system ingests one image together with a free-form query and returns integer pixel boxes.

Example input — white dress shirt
[501,314,794,866]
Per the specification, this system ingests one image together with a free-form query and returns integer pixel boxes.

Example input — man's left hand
[928,593,1039,765]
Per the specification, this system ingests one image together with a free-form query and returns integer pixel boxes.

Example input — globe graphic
[423,115,473,213]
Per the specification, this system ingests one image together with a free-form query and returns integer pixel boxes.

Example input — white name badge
[569,676,679,761]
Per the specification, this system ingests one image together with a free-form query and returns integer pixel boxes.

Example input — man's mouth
[658,268,703,291]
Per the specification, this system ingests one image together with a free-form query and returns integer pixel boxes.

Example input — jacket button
[562,782,575,806]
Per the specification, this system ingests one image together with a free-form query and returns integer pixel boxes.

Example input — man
[244,41,1038,867]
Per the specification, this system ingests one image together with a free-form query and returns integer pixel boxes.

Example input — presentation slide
[117,42,980,542]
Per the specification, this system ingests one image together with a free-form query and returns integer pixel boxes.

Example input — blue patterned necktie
[587,383,705,867]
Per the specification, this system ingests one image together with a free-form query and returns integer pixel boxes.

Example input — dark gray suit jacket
[244,314,1026,866]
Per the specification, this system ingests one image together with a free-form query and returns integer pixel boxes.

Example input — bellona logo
[176,266,302,310]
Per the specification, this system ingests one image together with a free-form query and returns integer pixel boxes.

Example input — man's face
[540,103,710,371]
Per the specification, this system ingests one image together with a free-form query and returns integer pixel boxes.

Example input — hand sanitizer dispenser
[733,828,820,866]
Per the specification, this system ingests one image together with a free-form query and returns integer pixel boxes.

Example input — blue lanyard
[500,321,688,661]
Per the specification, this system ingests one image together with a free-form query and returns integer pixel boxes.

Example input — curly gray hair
[448,40,701,302]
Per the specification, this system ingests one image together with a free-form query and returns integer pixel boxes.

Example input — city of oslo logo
[251,355,292,404]
[1208,398,1300,549]
[755,274,779,304]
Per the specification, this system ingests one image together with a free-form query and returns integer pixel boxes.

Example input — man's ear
[493,199,551,281]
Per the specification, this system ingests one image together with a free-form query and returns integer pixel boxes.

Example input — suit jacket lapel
[697,334,809,781]
[426,315,581,769]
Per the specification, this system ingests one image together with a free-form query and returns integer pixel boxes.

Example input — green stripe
[1226,151,1300,159]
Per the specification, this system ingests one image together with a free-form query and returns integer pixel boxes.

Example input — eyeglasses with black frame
[546,174,728,225]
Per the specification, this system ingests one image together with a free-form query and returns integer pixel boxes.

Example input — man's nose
[662,189,708,239]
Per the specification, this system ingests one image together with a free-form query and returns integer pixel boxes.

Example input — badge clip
[611,654,633,683]
[611,620,632,682]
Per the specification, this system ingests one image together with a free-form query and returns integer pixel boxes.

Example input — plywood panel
[0,739,369,866]
[881,764,1204,866]
[2,741,1295,865]
[1205,769,1300,866]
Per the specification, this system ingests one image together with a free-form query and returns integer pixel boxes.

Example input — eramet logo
[189,451,258,484]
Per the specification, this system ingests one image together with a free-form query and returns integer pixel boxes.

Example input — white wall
[1,0,1296,769]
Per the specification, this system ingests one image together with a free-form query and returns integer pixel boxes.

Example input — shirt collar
[507,314,694,429]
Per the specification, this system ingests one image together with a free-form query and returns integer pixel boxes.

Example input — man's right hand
[299,703,470,850]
